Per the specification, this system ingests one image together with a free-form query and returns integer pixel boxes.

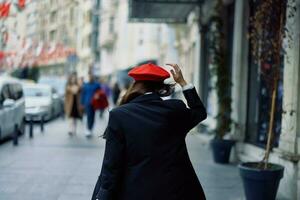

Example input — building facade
[1,0,96,76]
[99,0,179,84]
[224,1,299,199]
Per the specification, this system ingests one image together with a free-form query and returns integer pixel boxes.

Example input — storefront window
[245,0,285,147]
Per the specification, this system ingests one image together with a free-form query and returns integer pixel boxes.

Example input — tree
[248,0,296,169]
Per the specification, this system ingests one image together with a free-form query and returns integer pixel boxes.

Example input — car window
[38,77,66,95]
[8,84,16,100]
[2,84,11,99]
[0,89,3,106]
[9,83,23,100]
[52,88,58,95]
[0,84,11,106]
[23,87,51,97]
[16,84,24,99]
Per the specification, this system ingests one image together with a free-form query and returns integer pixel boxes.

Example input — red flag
[18,0,25,9]
[0,51,5,60]
[0,3,11,18]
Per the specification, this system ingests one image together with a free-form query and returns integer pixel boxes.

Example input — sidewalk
[0,113,244,200]
[187,133,244,200]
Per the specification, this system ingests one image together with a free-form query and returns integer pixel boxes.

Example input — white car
[38,76,66,114]
[0,76,25,140]
[23,84,62,121]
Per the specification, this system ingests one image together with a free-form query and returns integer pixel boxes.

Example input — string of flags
[0,41,76,69]
[0,0,77,69]
[0,0,26,18]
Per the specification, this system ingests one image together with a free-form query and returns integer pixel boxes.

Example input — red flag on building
[0,51,5,60]
[0,2,11,18]
[18,0,26,9]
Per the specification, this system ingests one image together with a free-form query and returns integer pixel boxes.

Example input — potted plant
[208,0,234,164]
[238,0,296,199]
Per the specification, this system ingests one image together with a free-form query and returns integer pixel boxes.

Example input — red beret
[128,63,170,82]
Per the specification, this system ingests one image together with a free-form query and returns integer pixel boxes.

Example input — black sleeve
[92,111,126,200]
[181,87,207,131]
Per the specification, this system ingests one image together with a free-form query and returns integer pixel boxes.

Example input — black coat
[92,88,207,200]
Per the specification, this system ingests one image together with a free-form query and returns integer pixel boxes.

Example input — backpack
[91,89,109,110]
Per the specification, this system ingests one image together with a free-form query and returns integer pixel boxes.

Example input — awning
[129,0,202,23]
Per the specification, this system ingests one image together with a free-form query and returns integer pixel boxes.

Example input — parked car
[0,76,25,140]
[38,76,66,98]
[38,76,66,114]
[23,83,62,121]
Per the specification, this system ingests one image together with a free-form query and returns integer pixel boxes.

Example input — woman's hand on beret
[166,63,187,87]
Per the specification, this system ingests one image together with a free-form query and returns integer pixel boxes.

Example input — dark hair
[67,73,78,86]
[119,81,173,105]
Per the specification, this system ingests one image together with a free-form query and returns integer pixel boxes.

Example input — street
[0,112,244,200]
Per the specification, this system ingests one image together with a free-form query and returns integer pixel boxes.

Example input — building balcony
[100,32,117,50]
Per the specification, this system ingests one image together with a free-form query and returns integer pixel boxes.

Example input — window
[9,84,23,100]
[23,87,51,97]
[50,0,57,6]
[245,0,284,147]
[50,11,57,23]
[70,8,74,25]
[0,84,11,105]
[52,88,58,96]
[0,93,3,107]
[88,34,92,48]
[50,30,57,41]
[87,11,92,23]
[41,31,46,41]
[109,16,115,33]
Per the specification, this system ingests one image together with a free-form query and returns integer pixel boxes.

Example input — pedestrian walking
[92,63,207,200]
[91,88,109,117]
[112,82,120,106]
[64,73,83,136]
[97,78,111,118]
[80,72,101,137]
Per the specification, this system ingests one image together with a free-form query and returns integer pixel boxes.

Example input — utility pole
[92,0,101,63]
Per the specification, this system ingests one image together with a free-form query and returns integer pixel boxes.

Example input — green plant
[209,0,232,140]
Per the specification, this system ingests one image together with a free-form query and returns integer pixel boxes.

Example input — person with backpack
[80,72,101,137]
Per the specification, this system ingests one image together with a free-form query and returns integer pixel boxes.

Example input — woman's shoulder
[108,104,131,116]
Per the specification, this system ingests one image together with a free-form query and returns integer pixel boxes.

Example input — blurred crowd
[64,70,123,138]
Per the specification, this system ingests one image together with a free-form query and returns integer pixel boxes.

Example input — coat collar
[130,93,162,103]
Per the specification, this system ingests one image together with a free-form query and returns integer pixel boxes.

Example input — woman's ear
[158,89,168,96]
[157,85,175,97]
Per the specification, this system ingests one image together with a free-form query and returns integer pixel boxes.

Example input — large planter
[210,139,235,164]
[239,162,284,200]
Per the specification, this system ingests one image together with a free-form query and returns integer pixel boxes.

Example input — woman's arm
[182,86,207,130]
[166,64,207,130]
[92,111,125,200]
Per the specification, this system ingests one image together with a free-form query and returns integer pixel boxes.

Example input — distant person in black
[112,82,120,105]
[92,63,207,200]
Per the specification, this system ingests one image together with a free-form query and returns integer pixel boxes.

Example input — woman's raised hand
[166,64,187,87]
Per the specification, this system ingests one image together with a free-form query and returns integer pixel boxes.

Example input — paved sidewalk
[0,113,244,200]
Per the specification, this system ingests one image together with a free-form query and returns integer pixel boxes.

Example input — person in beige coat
[65,73,83,136]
